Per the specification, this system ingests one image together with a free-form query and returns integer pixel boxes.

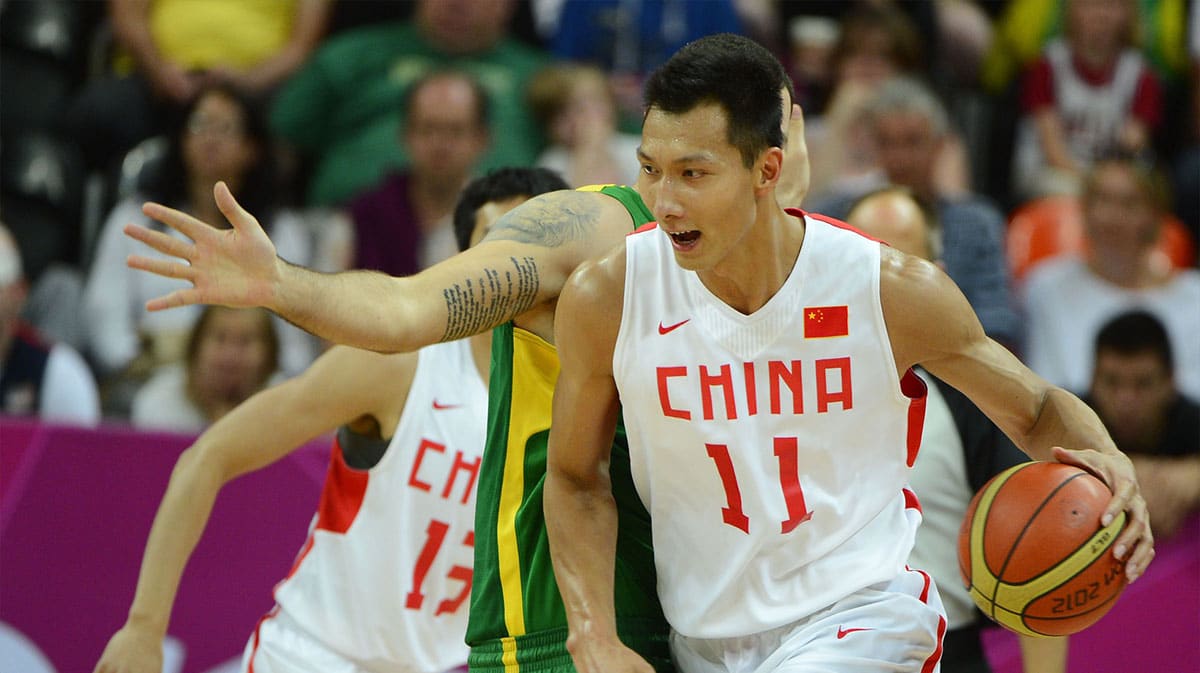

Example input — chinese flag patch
[803,306,849,338]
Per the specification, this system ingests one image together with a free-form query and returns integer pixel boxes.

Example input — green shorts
[468,621,675,673]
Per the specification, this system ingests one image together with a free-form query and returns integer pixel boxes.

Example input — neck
[410,174,465,233]
[187,372,259,423]
[697,204,804,315]
[189,179,237,226]
[1087,248,1166,288]
[910,181,937,203]
[1075,42,1119,71]
[1113,413,1168,455]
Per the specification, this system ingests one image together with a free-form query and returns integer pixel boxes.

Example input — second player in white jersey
[96,168,578,673]
[613,214,929,639]
[246,338,487,672]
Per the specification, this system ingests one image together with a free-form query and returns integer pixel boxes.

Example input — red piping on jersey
[630,221,659,235]
[900,369,927,467]
[913,566,933,603]
[267,438,369,602]
[246,604,280,673]
[797,209,889,246]
[314,436,370,534]
[906,566,946,672]
[923,615,947,673]
[903,487,922,514]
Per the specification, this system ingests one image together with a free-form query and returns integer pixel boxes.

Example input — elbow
[545,457,612,504]
[172,442,234,490]
[1017,385,1074,453]
[1017,385,1054,444]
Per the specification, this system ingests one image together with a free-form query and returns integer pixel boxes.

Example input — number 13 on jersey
[405,519,473,615]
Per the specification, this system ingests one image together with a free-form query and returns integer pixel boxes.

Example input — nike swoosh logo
[836,626,874,639]
[432,400,461,410]
[658,319,690,335]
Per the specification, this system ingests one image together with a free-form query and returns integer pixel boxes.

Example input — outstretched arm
[883,248,1154,581]
[545,252,653,673]
[126,183,628,352]
[93,346,415,673]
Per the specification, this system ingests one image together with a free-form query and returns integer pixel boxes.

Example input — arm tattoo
[441,256,540,341]
[484,191,601,247]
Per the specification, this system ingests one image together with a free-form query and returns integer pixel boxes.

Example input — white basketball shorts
[670,567,946,673]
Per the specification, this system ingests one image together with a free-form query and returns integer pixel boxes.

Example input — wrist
[265,256,292,313]
[566,618,621,654]
[124,610,169,638]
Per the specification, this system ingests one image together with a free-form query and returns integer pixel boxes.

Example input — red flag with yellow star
[803,305,848,338]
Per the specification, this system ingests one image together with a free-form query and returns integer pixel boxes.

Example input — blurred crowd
[1,0,1197,532]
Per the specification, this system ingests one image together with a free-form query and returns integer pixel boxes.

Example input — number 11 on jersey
[705,437,813,535]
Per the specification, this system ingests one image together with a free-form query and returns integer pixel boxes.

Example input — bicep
[885,252,1048,442]
[547,259,624,481]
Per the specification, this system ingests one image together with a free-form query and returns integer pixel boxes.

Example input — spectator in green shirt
[271,0,550,207]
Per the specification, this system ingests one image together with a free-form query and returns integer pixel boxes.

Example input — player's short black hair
[642,33,794,168]
[452,167,570,251]
[1094,309,1174,372]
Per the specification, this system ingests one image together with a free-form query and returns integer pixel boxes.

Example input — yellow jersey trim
[496,327,560,638]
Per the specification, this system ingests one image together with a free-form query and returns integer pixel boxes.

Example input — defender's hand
[1052,446,1155,582]
[777,103,810,209]
[125,181,281,312]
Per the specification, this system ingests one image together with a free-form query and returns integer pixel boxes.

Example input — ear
[755,147,784,197]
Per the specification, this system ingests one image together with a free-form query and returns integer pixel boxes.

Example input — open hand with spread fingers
[125,181,281,312]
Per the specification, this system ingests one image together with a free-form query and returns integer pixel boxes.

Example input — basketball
[957,461,1128,637]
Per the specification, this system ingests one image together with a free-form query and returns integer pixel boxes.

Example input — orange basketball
[957,461,1128,637]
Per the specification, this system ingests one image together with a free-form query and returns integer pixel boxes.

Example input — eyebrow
[636,147,717,165]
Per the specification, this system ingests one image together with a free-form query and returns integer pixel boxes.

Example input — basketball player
[846,188,1069,673]
[93,167,568,673]
[120,99,806,671]
[543,34,1153,673]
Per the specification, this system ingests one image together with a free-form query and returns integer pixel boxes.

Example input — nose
[652,176,684,222]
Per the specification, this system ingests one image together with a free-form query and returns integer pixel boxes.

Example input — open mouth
[667,230,701,248]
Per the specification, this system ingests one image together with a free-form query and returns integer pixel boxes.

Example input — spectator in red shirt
[1011,0,1162,202]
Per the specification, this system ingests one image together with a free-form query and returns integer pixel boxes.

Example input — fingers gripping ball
[957,461,1128,637]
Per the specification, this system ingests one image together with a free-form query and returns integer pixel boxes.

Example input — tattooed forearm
[441,256,540,341]
[485,191,601,247]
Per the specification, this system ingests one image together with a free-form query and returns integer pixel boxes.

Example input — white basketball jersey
[612,213,928,639]
[270,338,487,672]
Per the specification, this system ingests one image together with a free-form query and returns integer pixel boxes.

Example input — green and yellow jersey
[467,185,672,672]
